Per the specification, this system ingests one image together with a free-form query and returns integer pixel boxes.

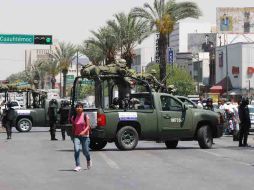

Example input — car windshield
[249,106,254,113]
[11,102,18,106]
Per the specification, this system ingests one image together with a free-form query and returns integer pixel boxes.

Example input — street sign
[0,34,34,44]
[34,35,52,45]
[0,34,52,45]
[66,75,75,84]
[168,47,174,64]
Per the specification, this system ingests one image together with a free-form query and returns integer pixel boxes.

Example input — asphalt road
[0,128,254,190]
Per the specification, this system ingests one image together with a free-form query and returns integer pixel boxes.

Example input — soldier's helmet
[61,100,69,107]
[206,97,213,106]
[6,101,13,108]
[49,99,58,106]
[241,96,249,106]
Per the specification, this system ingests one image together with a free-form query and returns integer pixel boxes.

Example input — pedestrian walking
[71,102,92,171]
[58,100,70,140]
[48,99,58,141]
[2,101,17,140]
[238,97,251,147]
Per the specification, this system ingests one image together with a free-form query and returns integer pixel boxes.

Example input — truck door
[158,95,191,139]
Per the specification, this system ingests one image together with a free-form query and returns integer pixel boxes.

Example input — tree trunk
[62,71,67,97]
[158,33,168,86]
[122,53,133,69]
[51,76,56,89]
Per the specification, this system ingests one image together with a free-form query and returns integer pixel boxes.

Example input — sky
[0,0,254,80]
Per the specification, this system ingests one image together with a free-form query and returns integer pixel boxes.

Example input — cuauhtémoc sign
[0,34,34,44]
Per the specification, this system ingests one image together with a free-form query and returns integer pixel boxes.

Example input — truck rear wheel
[197,125,212,149]
[115,126,138,150]
[165,140,178,149]
[16,118,32,132]
[89,139,107,151]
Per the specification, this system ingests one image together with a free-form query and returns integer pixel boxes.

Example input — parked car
[248,105,254,132]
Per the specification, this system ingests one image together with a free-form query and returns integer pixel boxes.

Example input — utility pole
[226,45,229,99]
[76,51,79,77]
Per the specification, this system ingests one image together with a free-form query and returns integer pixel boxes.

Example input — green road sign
[66,75,75,84]
[0,34,34,44]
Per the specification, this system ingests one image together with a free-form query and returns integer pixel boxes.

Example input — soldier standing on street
[2,102,17,140]
[238,97,251,147]
[48,99,58,141]
[58,100,70,140]
[204,97,215,144]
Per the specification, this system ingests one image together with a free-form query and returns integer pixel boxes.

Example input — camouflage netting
[0,83,33,92]
[80,59,176,94]
[80,59,133,79]
[0,84,8,92]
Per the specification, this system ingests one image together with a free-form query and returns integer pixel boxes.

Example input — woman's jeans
[73,136,91,166]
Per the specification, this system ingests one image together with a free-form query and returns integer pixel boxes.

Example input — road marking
[198,149,251,167]
[198,149,222,157]
[99,152,120,169]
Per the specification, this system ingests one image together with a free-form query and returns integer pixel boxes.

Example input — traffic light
[34,35,52,45]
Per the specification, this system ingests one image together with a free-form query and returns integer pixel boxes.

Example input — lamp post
[193,53,201,95]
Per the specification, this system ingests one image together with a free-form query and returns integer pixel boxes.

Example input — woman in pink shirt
[71,102,91,171]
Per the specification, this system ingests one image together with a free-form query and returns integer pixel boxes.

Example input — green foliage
[79,43,104,65]
[86,26,118,65]
[78,84,94,100]
[146,63,195,96]
[107,12,151,68]
[131,0,201,81]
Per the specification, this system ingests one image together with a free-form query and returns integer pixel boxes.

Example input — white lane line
[198,149,223,157]
[198,149,251,167]
[99,152,120,169]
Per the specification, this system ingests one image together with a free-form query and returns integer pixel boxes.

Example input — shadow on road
[58,169,75,172]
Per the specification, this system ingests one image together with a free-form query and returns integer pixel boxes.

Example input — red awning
[210,85,223,90]
[210,85,223,93]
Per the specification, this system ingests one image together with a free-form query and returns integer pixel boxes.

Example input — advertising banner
[216,7,254,33]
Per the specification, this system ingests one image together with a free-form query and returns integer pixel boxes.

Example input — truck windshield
[74,78,95,108]
[73,76,152,110]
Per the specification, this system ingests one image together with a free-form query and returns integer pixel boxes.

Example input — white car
[248,105,254,132]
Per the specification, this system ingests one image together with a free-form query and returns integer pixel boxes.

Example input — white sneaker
[74,166,82,172]
[87,160,92,170]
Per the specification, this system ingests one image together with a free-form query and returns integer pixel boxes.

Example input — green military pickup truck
[71,63,224,151]
[89,92,223,150]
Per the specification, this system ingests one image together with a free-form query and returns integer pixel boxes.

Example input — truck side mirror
[183,104,189,110]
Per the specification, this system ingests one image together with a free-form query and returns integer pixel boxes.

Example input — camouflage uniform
[48,99,58,140]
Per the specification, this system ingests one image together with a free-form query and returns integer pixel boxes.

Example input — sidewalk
[0,126,6,132]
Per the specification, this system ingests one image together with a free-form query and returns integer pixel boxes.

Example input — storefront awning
[210,85,223,93]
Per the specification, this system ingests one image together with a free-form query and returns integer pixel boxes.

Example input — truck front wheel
[16,118,32,132]
[115,126,139,150]
[197,125,212,149]
[89,139,107,151]
[165,140,178,149]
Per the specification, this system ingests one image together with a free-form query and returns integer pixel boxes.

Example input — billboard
[188,33,217,54]
[216,7,254,33]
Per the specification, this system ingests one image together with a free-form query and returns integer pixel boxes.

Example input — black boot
[50,130,58,141]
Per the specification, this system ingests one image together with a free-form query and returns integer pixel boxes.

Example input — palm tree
[51,42,76,97]
[46,58,59,89]
[131,0,201,83]
[79,43,104,65]
[34,60,49,89]
[86,26,118,65]
[107,12,151,68]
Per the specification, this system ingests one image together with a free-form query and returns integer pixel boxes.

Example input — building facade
[215,42,254,95]
[132,47,155,73]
